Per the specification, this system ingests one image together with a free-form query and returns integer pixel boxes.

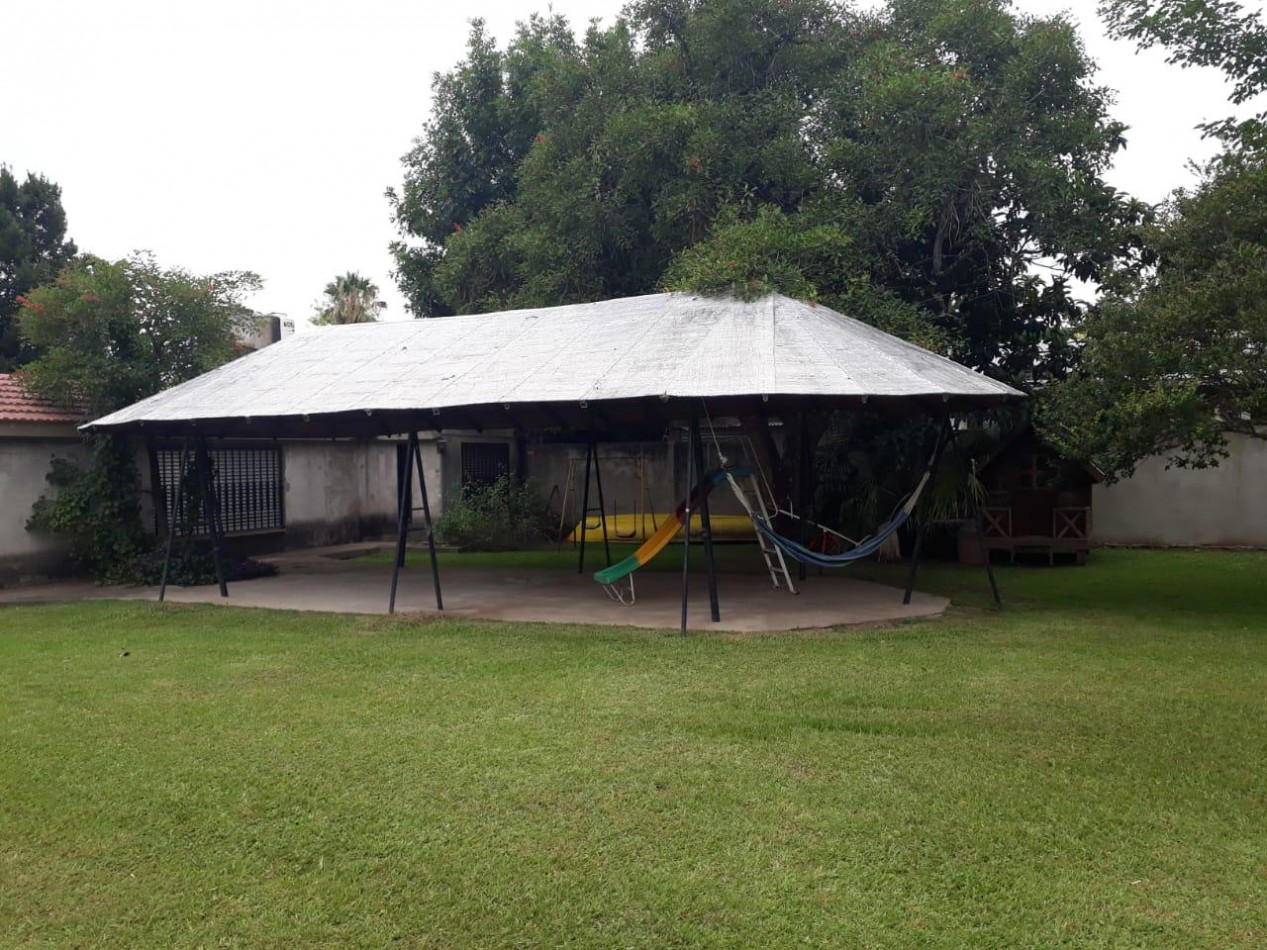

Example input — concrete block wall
[1093,432,1267,547]
[135,436,442,557]
[0,437,89,583]
[282,438,441,549]
[522,438,751,528]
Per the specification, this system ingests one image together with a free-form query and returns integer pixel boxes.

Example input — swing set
[588,403,1001,614]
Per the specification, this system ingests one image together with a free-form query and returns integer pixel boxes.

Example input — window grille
[154,444,284,535]
[461,441,510,488]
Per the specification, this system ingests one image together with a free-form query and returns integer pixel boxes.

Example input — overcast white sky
[6,1,1257,325]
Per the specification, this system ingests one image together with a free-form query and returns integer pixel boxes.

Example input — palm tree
[311,272,387,325]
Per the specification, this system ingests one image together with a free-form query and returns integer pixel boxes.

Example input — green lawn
[2,550,1265,948]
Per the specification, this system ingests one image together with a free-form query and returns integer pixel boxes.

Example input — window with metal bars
[460,441,510,488]
[153,444,284,535]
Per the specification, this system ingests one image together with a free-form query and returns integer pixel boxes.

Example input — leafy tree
[1040,154,1267,479]
[662,205,946,350]
[0,166,77,370]
[388,14,580,317]
[1099,0,1267,148]
[18,254,261,580]
[1041,1,1267,479]
[311,271,388,325]
[19,254,260,417]
[813,0,1149,382]
[391,0,1147,388]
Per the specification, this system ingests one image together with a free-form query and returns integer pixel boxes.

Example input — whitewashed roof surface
[87,293,1022,434]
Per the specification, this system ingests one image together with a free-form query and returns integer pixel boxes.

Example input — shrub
[28,435,278,587]
[434,476,552,551]
[27,436,153,584]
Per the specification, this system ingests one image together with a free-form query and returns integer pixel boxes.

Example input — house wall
[281,438,441,549]
[273,432,759,549]
[1094,432,1267,547]
[142,436,444,557]
[521,437,752,530]
[412,437,445,521]
[2,435,447,584]
[4,427,782,584]
[0,436,89,584]
[524,441,678,527]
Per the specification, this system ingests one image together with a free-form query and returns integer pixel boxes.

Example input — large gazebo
[86,292,1024,630]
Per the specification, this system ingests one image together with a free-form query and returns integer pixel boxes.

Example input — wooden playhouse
[975,425,1102,565]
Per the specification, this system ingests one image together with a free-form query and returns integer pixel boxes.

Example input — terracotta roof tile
[0,374,85,424]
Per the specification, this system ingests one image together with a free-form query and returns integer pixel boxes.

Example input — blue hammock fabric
[752,507,912,569]
[751,468,934,569]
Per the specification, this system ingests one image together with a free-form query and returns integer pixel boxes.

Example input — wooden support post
[388,435,411,614]
[411,431,444,611]
[902,522,926,606]
[943,419,1002,606]
[797,412,810,582]
[193,438,228,598]
[396,442,411,569]
[691,415,720,622]
[680,423,696,636]
[971,477,1003,607]
[578,443,593,574]
[902,416,1001,607]
[592,442,612,568]
[158,436,190,603]
[905,418,949,606]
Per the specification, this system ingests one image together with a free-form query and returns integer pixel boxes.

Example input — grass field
[2,550,1265,948]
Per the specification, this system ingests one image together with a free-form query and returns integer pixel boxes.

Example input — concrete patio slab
[0,554,947,632]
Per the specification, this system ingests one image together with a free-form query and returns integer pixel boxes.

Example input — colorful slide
[593,467,753,587]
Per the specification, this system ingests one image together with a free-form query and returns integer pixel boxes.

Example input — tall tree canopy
[1099,0,1267,149]
[311,271,388,325]
[0,166,77,371]
[1041,1,1267,479]
[18,254,261,581]
[1042,156,1267,478]
[19,254,260,418]
[391,0,1147,386]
